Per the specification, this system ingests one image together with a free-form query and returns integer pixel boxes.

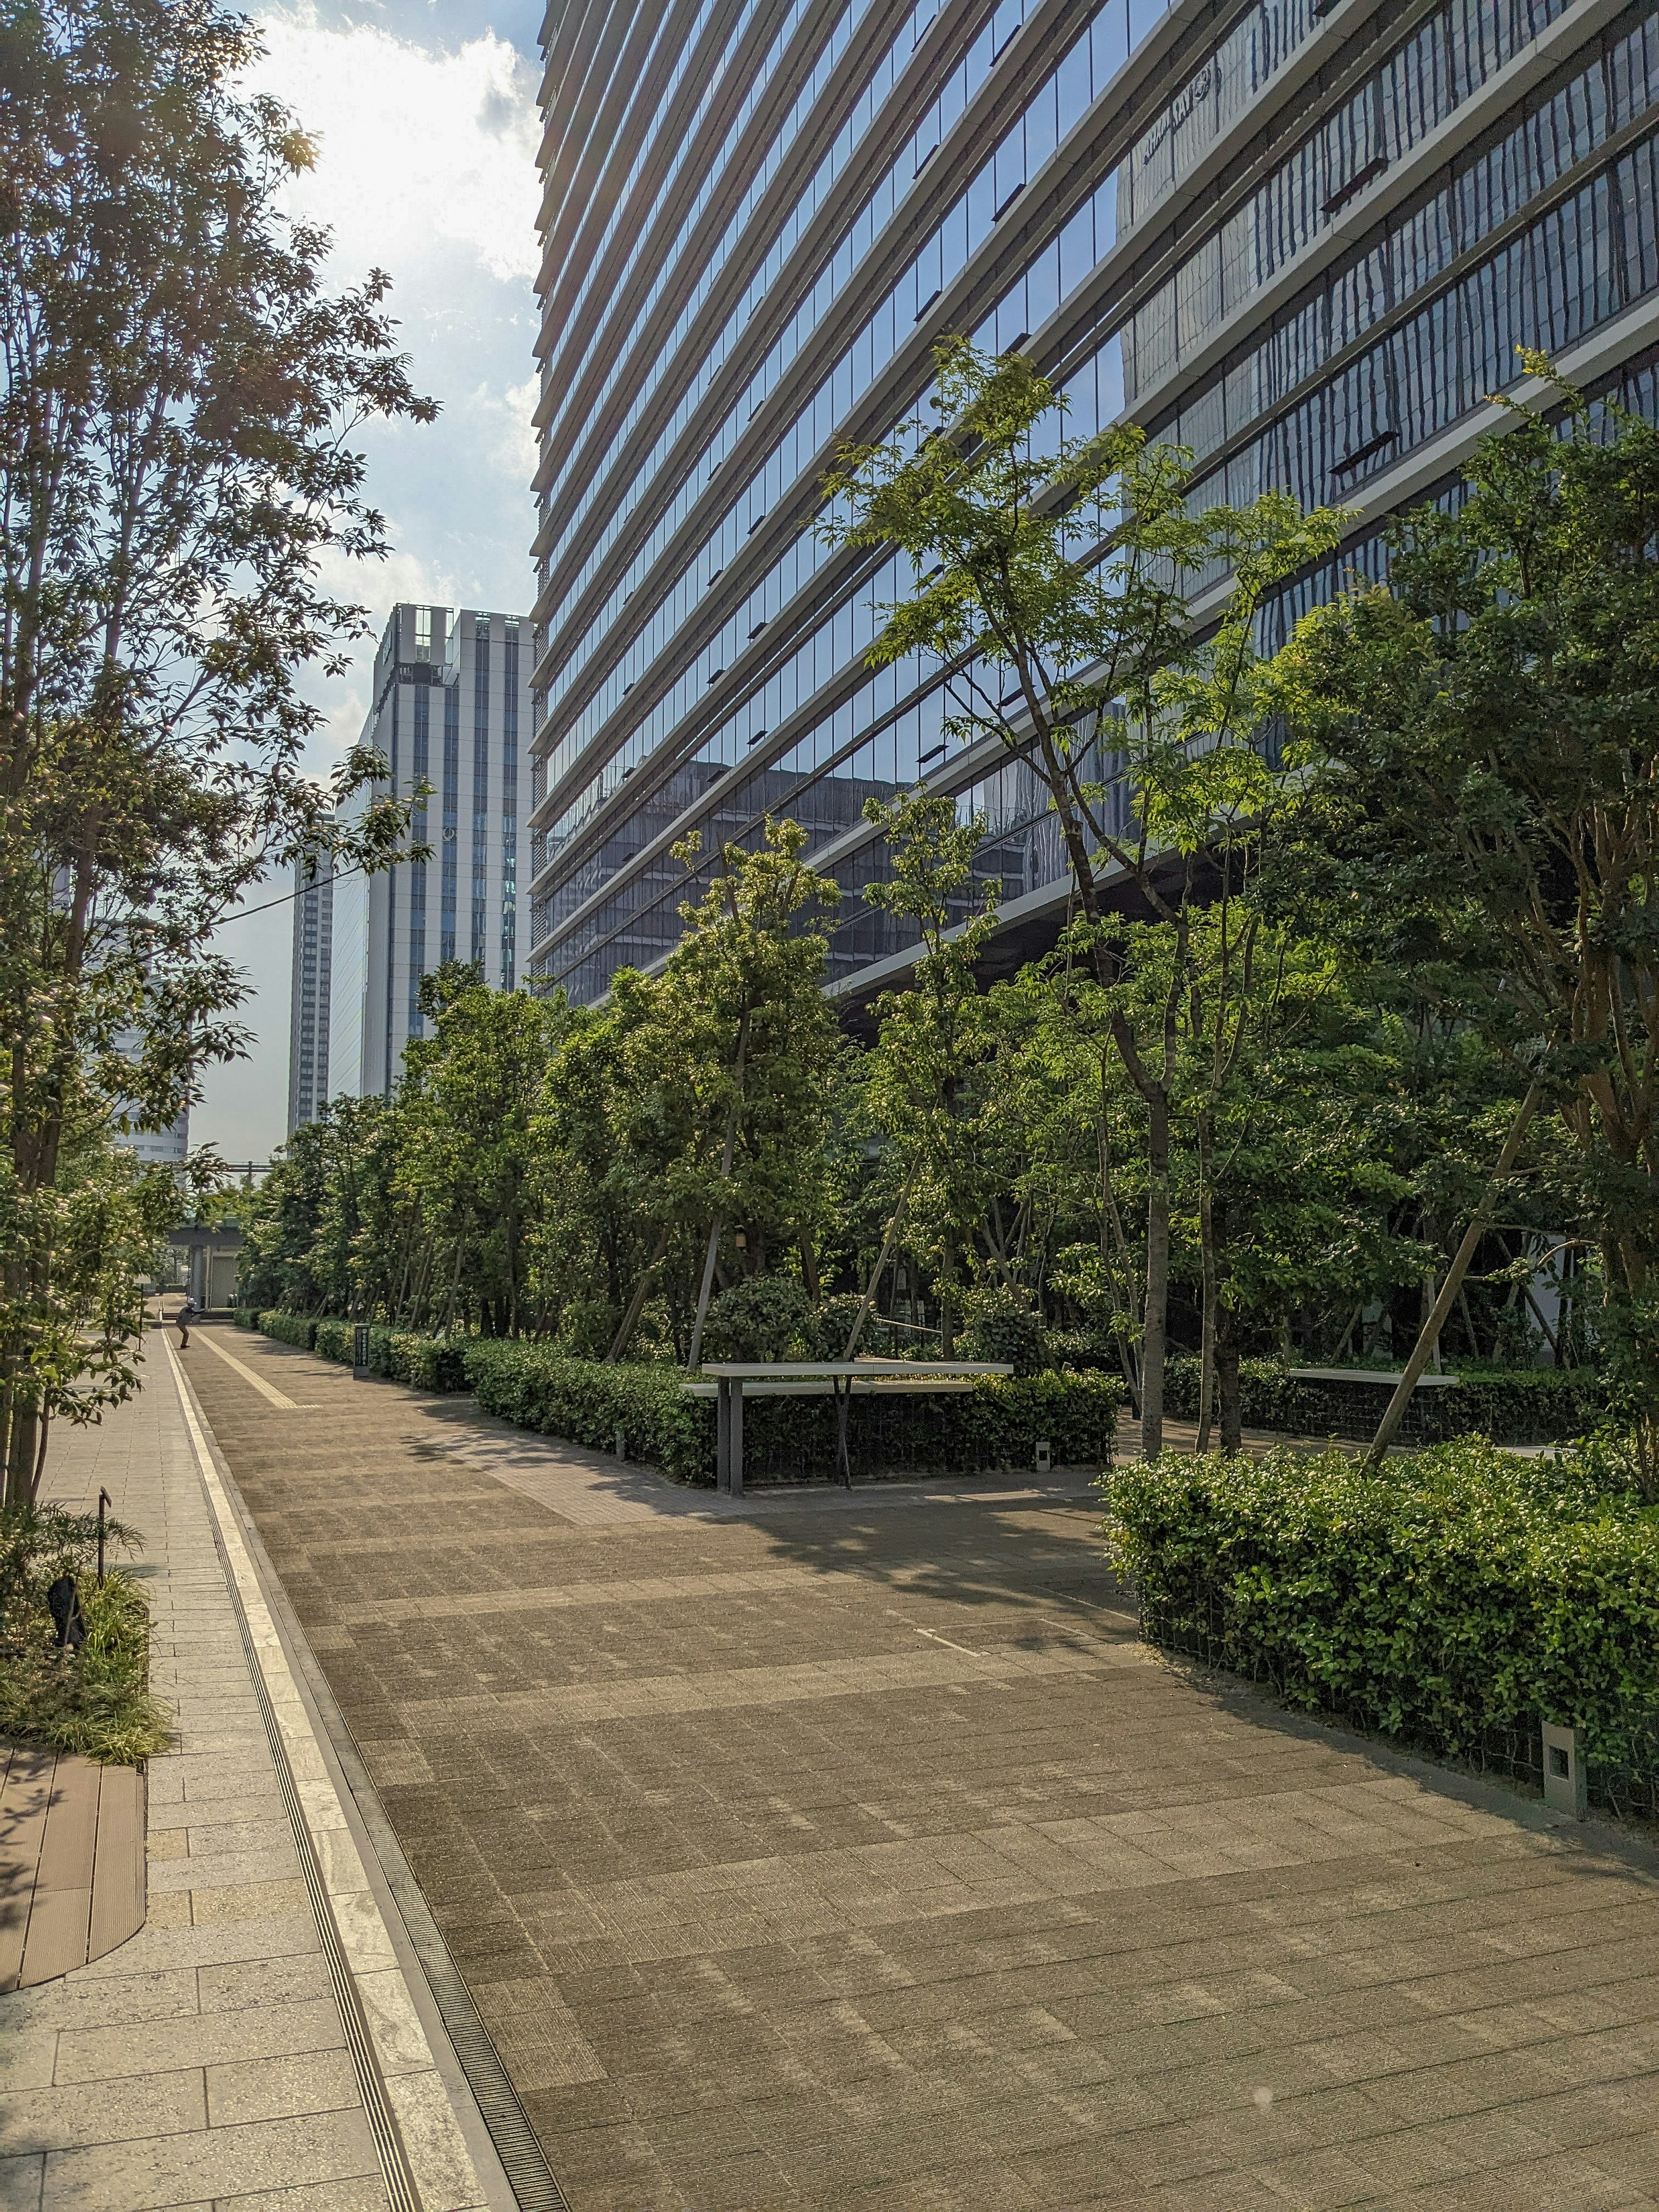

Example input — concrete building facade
[286,849,333,1132]
[526,0,1659,1005]
[120,1108,189,1171]
[325,602,530,1100]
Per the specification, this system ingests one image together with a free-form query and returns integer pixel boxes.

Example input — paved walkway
[0,1329,507,2212]
[94,1330,1659,2209]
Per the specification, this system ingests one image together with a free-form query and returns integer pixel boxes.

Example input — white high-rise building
[326,603,529,1100]
[286,847,333,1132]
[114,1017,188,1171]
[121,1106,189,1170]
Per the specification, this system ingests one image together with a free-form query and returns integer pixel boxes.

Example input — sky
[194,0,544,1163]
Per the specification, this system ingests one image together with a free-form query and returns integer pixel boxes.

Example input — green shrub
[734,1367,1121,1482]
[0,1503,172,1764]
[311,1316,352,1363]
[1044,1329,1121,1374]
[259,1309,317,1351]
[702,1276,811,1360]
[232,1307,261,1331]
[301,1317,471,1390]
[797,1294,863,1359]
[464,1344,711,1481]
[462,1344,1121,1485]
[1105,1441,1659,1783]
[1160,1356,1605,1444]
[960,1284,1045,1376]
[243,1319,1123,1486]
[375,1330,470,1391]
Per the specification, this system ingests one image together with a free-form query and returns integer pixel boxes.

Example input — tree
[397,966,558,1337]
[858,790,1000,1354]
[0,0,434,1496]
[820,339,1343,1452]
[602,820,843,1366]
[1281,358,1659,1475]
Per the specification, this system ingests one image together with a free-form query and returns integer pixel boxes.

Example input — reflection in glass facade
[530,0,1659,1007]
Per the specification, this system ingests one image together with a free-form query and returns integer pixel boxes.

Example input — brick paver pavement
[0,1332,504,2212]
[181,1325,1659,2212]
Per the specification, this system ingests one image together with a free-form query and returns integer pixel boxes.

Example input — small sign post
[353,1323,370,1379]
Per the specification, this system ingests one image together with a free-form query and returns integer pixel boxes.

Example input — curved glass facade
[531,0,1659,1007]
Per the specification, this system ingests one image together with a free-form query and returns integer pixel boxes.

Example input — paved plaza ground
[0,1338,506,2212]
[156,1323,1659,2212]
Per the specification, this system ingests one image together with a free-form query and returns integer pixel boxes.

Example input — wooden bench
[0,1741,146,1990]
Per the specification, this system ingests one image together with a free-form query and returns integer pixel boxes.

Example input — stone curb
[165,1337,496,2212]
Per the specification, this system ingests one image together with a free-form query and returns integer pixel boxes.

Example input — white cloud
[250,9,540,283]
[196,8,542,1161]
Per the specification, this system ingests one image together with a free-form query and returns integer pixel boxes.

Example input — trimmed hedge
[250,1313,1122,1486]
[1160,1356,1604,1445]
[232,1308,261,1331]
[259,1309,317,1351]
[465,1346,1121,1486]
[1106,1441,1659,1787]
[464,1344,712,1481]
[267,1315,471,1391]
[736,1367,1121,1484]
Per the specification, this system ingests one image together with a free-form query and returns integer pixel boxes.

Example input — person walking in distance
[175,1294,197,1350]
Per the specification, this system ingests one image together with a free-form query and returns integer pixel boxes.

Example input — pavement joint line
[163,1333,489,2212]
[914,1626,987,1659]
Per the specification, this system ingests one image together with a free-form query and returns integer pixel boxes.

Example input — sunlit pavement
[177,1323,1659,2212]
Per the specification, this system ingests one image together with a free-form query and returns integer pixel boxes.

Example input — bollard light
[1035,1438,1052,1475]
[1542,1720,1586,1818]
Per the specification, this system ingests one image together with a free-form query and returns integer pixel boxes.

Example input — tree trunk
[844,1164,919,1361]
[608,1224,671,1363]
[1217,1328,1243,1456]
[5,1403,40,1508]
[1196,1122,1216,1452]
[1096,1101,1141,1417]
[1140,1096,1172,1459]
[1421,1268,1443,1373]
[1367,1079,1545,1464]
[688,1007,750,1370]
[441,1233,465,1337]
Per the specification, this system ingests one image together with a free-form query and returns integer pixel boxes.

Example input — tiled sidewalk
[0,1333,500,2212]
[184,1326,1659,2212]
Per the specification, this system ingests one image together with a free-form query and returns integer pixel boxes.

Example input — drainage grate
[438,1997,572,2212]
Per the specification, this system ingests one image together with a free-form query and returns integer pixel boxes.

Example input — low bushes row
[251,1311,470,1389]
[309,1318,471,1391]
[464,1343,711,1480]
[1106,1440,1659,1792]
[1160,1357,1605,1444]
[258,1309,316,1351]
[249,1313,1121,1484]
[467,1344,1122,1484]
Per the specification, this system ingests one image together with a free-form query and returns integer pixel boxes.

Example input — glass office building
[323,603,530,1101]
[528,0,1659,1006]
